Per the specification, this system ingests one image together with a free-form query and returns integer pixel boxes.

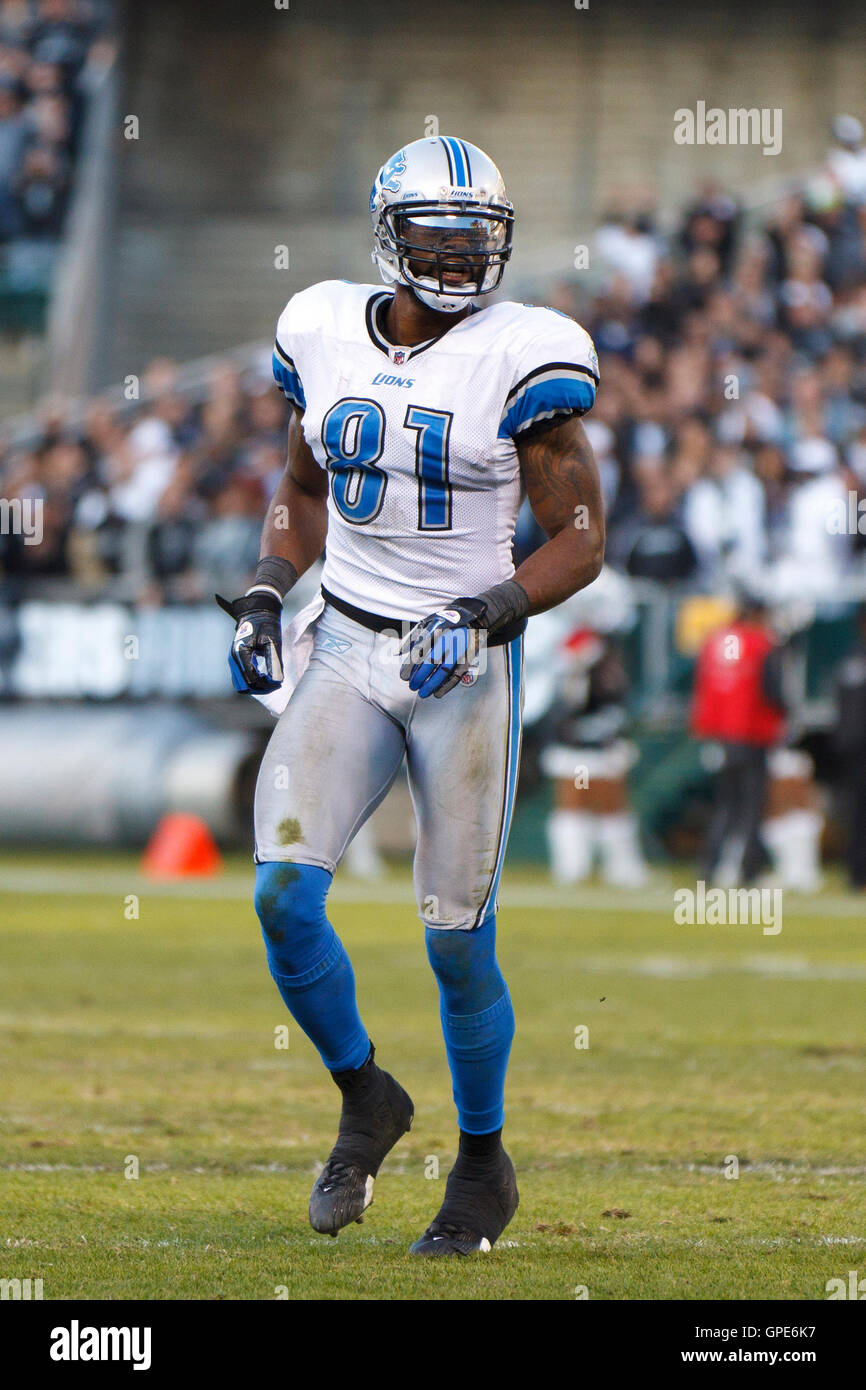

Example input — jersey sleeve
[272,297,307,410]
[498,312,599,440]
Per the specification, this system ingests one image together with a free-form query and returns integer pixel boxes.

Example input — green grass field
[2,851,865,1301]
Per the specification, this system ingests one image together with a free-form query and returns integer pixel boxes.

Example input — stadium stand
[0,1,111,323]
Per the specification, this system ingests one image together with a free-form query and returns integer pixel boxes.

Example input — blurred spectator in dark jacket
[679,185,739,276]
[142,475,205,602]
[12,140,68,236]
[608,463,697,582]
[0,74,30,236]
[834,605,866,888]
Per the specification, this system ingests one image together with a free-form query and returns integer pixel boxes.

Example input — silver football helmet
[370,136,514,313]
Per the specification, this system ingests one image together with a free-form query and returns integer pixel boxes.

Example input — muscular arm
[514,413,605,614]
[259,406,329,573]
[216,406,326,695]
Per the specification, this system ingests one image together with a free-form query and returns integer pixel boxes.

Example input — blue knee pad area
[255,861,370,1072]
[425,913,515,1134]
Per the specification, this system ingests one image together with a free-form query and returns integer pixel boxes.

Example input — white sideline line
[5,1160,866,1180]
[581,954,866,981]
[1,865,865,919]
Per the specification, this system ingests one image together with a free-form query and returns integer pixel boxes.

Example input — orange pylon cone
[141,813,223,878]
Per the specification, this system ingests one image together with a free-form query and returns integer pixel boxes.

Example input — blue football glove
[399,581,530,700]
[215,589,284,694]
[399,600,486,699]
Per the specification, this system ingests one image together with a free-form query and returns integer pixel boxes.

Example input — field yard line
[581,954,866,980]
[1,865,866,919]
[6,1159,866,1178]
[0,1012,263,1037]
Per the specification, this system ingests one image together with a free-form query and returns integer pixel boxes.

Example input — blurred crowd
[0,356,286,598]
[0,0,109,288]
[524,114,866,607]
[4,115,866,609]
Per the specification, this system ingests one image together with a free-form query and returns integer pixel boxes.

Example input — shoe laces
[320,1156,356,1185]
[428,1217,473,1243]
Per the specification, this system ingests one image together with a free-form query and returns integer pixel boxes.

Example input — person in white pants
[540,629,648,888]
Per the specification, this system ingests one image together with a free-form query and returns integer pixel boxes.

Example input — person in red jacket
[690,593,787,885]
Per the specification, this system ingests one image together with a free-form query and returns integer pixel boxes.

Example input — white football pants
[254,603,524,931]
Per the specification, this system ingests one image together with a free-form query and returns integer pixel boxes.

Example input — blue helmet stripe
[439,137,455,184]
[457,139,473,185]
[451,137,467,185]
[444,135,468,186]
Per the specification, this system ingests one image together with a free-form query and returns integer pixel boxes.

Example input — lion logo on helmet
[379,149,407,194]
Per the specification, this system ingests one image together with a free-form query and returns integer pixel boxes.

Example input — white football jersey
[272,280,598,622]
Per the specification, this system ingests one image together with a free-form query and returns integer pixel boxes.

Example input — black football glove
[215,588,284,694]
[399,579,529,699]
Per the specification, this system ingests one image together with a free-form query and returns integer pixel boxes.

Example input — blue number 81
[322,397,452,530]
[322,398,387,525]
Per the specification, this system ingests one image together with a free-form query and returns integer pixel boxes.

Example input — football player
[217,137,604,1256]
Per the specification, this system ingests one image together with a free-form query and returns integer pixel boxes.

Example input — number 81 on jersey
[322,397,453,530]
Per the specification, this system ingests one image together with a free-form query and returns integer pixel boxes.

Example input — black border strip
[458,138,473,185]
[274,338,296,370]
[504,359,599,407]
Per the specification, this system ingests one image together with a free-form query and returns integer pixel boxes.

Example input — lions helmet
[370,136,514,314]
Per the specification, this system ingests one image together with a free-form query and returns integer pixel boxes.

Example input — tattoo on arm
[516,413,605,541]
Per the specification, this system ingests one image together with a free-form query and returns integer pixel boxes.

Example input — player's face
[399,212,507,292]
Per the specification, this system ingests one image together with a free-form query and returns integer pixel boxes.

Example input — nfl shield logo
[392,349,406,365]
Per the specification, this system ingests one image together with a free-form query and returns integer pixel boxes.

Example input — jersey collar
[365,290,469,363]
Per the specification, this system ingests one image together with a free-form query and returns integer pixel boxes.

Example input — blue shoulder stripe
[271,347,305,409]
[498,374,596,440]
[506,359,599,405]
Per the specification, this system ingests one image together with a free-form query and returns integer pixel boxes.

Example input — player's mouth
[440,262,473,285]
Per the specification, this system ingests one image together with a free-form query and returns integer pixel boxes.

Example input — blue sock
[255,861,370,1073]
[425,913,515,1134]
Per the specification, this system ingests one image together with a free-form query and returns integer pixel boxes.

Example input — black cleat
[410,1142,518,1257]
[309,1045,414,1236]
